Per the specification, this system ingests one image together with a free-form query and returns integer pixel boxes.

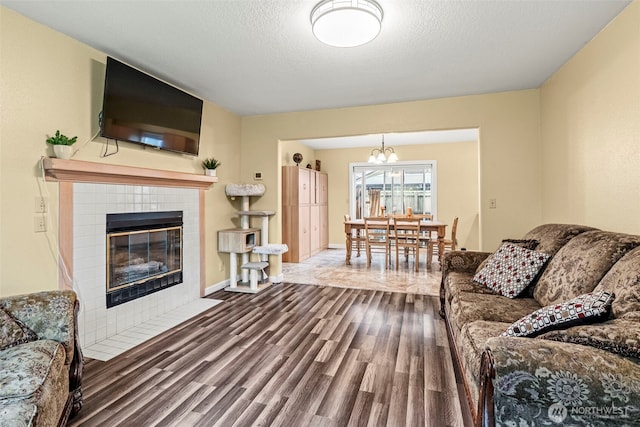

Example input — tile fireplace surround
[44,158,219,360]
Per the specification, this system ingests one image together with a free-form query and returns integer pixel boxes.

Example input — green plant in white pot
[46,130,77,159]
[202,158,221,177]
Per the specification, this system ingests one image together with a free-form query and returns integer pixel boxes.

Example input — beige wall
[242,90,543,276]
[540,1,640,233]
[280,140,316,168]
[8,0,635,295]
[313,141,480,250]
[0,8,241,296]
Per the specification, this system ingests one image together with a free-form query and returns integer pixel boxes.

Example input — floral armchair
[0,290,83,426]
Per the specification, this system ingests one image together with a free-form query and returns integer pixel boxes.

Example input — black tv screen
[101,57,203,156]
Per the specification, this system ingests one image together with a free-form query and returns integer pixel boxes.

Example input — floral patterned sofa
[440,224,640,426]
[0,290,83,426]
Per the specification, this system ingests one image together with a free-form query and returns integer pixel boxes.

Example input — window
[350,161,437,219]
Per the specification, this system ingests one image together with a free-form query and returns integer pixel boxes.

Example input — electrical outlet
[35,196,48,213]
[489,198,497,209]
[254,171,263,180]
[34,216,47,232]
[219,262,225,272]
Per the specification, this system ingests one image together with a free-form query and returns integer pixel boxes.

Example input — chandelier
[311,0,384,48]
[367,135,398,163]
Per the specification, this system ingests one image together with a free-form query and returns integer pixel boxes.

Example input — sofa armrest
[0,290,78,364]
[441,250,491,276]
[440,251,491,318]
[539,319,640,359]
[478,336,640,427]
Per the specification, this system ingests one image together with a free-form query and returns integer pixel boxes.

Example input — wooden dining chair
[364,216,391,268]
[344,214,366,257]
[393,217,422,272]
[415,214,434,248]
[427,216,458,268]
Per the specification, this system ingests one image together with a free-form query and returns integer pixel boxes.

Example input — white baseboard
[204,279,229,296]
[206,273,286,294]
[328,243,344,249]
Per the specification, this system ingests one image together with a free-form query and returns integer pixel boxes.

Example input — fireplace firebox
[106,211,183,308]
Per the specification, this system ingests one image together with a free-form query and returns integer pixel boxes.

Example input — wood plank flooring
[69,283,470,427]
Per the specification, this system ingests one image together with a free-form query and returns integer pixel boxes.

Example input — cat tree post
[218,184,287,293]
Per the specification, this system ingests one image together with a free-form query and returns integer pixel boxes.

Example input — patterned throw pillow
[503,291,615,337]
[0,308,38,351]
[475,239,540,274]
[473,242,550,298]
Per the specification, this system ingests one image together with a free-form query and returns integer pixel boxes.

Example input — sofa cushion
[0,340,69,427]
[449,292,542,332]
[594,246,640,320]
[539,319,640,359]
[0,291,77,365]
[521,223,598,256]
[0,309,38,351]
[503,291,614,338]
[533,230,640,307]
[444,272,497,304]
[0,339,66,400]
[0,401,37,427]
[458,321,511,409]
[473,243,550,298]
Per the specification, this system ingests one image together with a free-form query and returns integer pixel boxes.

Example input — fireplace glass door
[107,226,182,291]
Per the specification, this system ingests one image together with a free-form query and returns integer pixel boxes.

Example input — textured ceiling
[1,0,631,117]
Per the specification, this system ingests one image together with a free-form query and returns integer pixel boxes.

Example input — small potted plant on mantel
[201,157,221,177]
[46,130,77,160]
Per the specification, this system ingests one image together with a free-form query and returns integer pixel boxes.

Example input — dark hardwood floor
[69,283,470,426]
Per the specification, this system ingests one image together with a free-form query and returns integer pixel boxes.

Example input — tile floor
[82,298,222,361]
[282,248,442,296]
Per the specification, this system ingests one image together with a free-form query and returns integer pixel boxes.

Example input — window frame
[348,160,438,220]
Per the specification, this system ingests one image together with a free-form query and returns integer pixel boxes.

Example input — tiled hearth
[72,183,218,360]
[80,299,220,361]
[44,158,220,361]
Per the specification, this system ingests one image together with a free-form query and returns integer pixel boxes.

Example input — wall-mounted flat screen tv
[100,57,203,156]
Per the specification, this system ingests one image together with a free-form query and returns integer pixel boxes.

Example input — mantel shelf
[42,157,218,189]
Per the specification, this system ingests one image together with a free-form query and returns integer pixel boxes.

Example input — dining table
[343,218,448,268]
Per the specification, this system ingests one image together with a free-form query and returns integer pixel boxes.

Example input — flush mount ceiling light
[311,0,384,48]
